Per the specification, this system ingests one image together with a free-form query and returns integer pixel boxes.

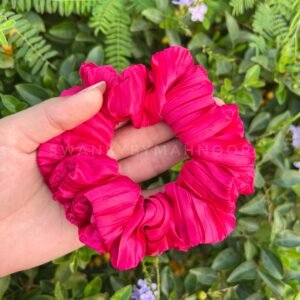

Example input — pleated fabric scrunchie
[37,46,255,270]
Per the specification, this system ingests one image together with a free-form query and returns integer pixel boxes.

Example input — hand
[0,82,187,276]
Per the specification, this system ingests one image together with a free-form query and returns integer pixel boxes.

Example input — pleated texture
[37,46,255,270]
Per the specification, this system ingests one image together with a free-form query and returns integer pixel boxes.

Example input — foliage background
[0,0,300,299]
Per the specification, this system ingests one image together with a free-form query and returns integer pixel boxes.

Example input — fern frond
[251,0,297,51]
[0,17,15,45]
[273,14,289,41]
[250,35,267,55]
[271,0,293,43]
[89,0,122,35]
[104,12,132,72]
[89,0,132,72]
[1,0,99,16]
[0,9,57,74]
[287,7,300,38]
[269,0,294,20]
[230,0,258,16]
[252,3,274,39]
[279,12,300,67]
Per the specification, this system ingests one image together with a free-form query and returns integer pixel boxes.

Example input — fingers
[142,186,165,198]
[109,97,224,160]
[108,122,175,160]
[112,97,224,180]
[119,138,186,183]
[0,82,106,153]
[214,97,225,106]
[116,121,129,129]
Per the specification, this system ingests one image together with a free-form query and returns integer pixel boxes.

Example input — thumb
[0,81,106,153]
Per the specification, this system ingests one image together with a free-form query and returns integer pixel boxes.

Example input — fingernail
[213,97,224,106]
[78,81,106,94]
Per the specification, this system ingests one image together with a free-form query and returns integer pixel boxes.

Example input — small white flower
[290,125,300,148]
[172,0,194,6]
[188,4,208,22]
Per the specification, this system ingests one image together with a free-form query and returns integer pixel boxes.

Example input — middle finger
[108,122,174,160]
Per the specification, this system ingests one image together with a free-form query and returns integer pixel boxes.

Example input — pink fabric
[37,46,255,270]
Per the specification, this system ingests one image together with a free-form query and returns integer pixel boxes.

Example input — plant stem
[260,111,300,138]
[154,256,161,300]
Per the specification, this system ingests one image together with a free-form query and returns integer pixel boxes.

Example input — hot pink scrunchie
[37,46,255,270]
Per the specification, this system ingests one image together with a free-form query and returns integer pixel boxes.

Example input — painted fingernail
[213,97,224,106]
[78,81,106,94]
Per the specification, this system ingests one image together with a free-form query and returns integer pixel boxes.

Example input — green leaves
[275,230,300,248]
[238,217,260,233]
[0,94,27,115]
[258,270,285,297]
[260,249,283,279]
[111,285,132,300]
[273,170,300,188]
[0,276,10,300]
[244,240,257,261]
[0,19,15,46]
[1,9,57,74]
[161,266,174,297]
[227,261,257,283]
[230,0,258,15]
[252,3,274,38]
[190,267,218,285]
[15,83,49,105]
[84,276,102,297]
[243,65,265,89]
[104,12,132,71]
[89,0,122,35]
[239,194,267,215]
[0,52,14,69]
[142,8,164,24]
[1,0,98,15]
[188,33,212,50]
[184,273,197,294]
[54,282,65,300]
[212,248,240,271]
[225,13,240,45]
[248,111,271,134]
[59,54,78,78]
[86,46,104,65]
[276,82,287,105]
[89,0,132,71]
[49,21,77,41]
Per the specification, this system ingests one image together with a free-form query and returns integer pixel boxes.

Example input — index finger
[0,82,105,153]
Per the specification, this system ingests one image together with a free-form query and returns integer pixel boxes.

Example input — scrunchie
[37,46,255,270]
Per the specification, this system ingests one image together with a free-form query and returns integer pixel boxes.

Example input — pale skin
[0,82,223,277]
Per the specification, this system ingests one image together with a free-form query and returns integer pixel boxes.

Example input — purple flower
[290,125,300,148]
[189,4,208,22]
[131,279,158,300]
[172,0,194,5]
[294,162,300,170]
